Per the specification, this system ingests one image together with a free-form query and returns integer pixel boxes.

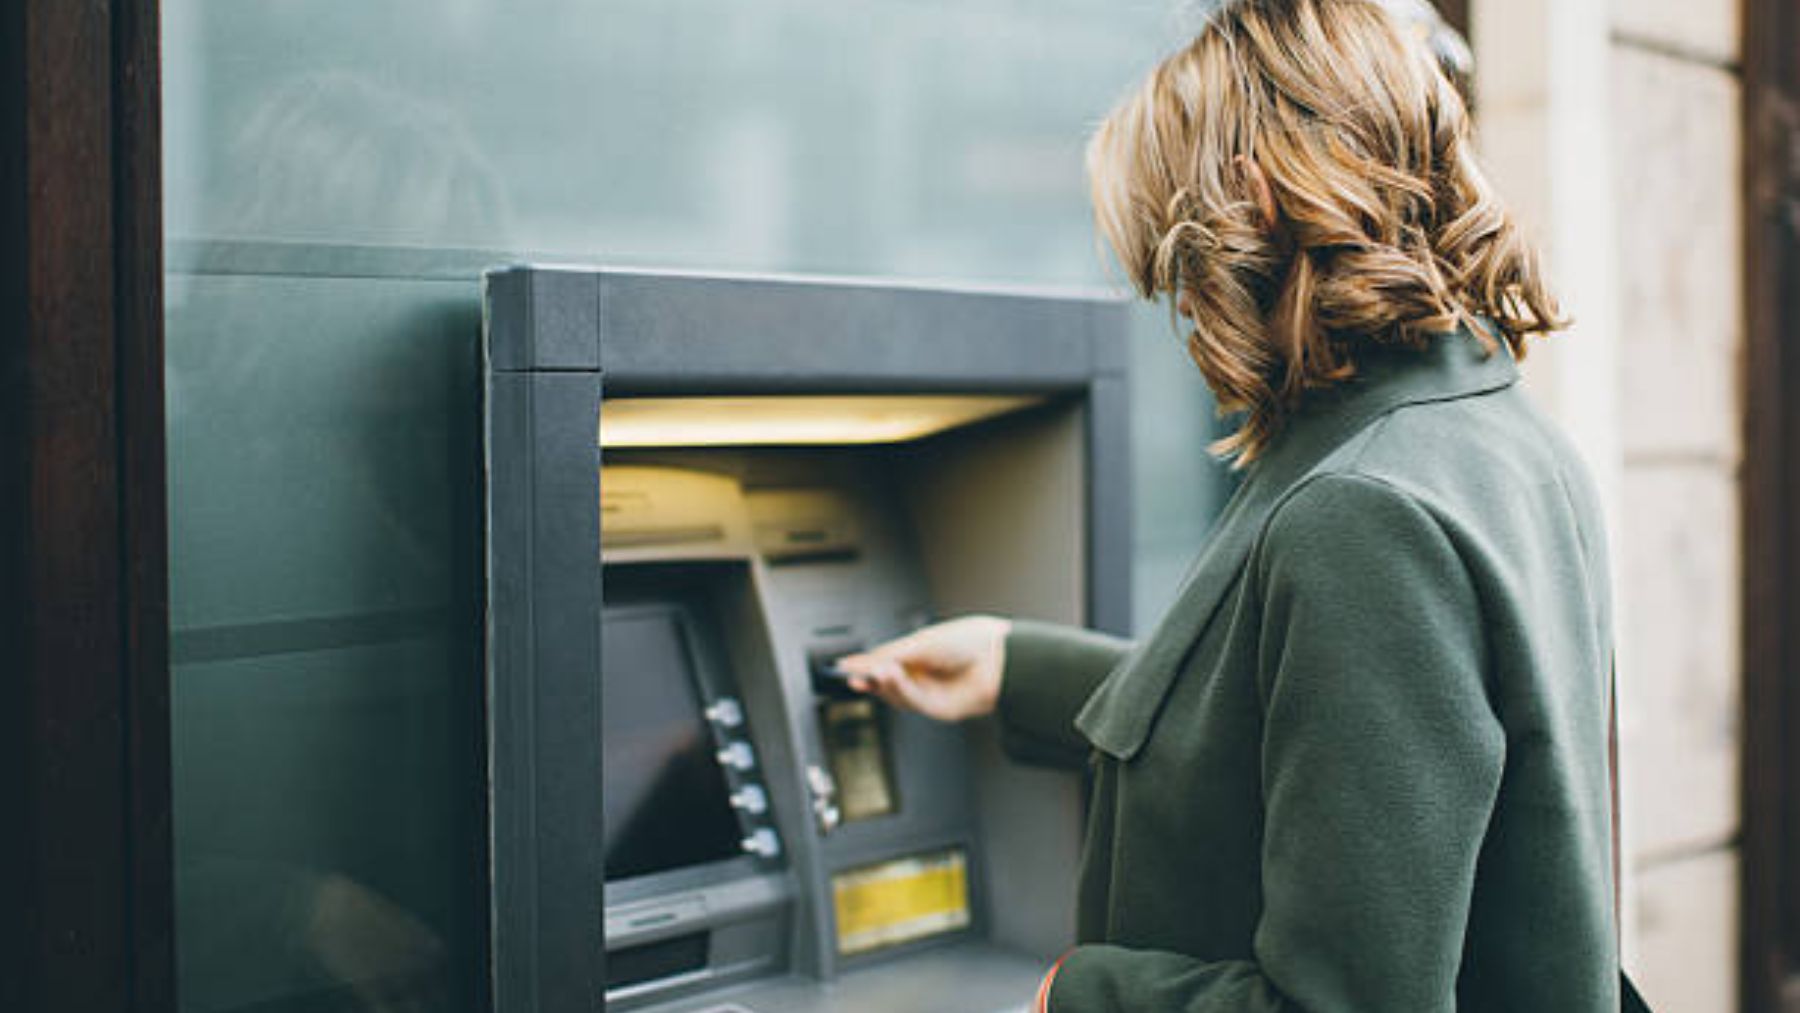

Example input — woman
[837,1,1634,1009]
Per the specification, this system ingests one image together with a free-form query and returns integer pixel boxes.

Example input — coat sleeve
[1048,472,1505,1012]
[996,619,1134,769]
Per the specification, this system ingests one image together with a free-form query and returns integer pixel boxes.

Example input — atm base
[641,943,1047,1013]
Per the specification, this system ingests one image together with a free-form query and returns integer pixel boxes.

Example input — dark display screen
[602,607,745,882]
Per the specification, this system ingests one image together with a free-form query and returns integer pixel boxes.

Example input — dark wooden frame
[0,0,172,1011]
[1742,0,1800,1008]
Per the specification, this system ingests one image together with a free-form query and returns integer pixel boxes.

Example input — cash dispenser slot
[607,935,711,997]
[604,877,794,1005]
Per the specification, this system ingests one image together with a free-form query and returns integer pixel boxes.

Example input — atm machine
[482,267,1131,1012]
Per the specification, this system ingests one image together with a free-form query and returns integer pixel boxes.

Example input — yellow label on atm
[832,849,972,956]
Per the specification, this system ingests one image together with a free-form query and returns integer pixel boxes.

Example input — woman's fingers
[870,667,932,715]
[834,653,939,716]
[835,653,899,679]
[834,653,903,698]
[831,618,1004,721]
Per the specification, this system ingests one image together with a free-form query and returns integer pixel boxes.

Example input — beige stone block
[1611,48,1743,464]
[1472,0,1552,111]
[1618,465,1740,858]
[1474,103,1555,242]
[1628,849,1739,1013]
[1612,0,1741,66]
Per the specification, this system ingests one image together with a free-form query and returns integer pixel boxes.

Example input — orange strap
[1034,950,1072,1013]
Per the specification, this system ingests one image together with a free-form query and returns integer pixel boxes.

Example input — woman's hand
[834,615,1012,723]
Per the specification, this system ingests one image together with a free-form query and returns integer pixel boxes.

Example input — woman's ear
[1234,155,1278,234]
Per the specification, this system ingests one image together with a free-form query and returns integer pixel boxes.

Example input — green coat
[999,326,1619,1011]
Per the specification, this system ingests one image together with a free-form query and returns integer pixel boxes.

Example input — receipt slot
[483,268,1131,1012]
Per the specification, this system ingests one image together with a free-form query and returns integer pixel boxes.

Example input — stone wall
[1471,0,1745,1008]
[1611,1,1744,1008]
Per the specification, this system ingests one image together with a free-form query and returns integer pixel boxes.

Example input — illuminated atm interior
[599,394,1088,1011]
[481,267,1129,1013]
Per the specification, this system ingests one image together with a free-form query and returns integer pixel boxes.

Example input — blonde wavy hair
[1089,0,1565,464]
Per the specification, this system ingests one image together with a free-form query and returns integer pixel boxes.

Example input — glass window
[164,3,1225,1010]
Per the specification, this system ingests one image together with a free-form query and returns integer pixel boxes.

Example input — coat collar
[1075,323,1521,759]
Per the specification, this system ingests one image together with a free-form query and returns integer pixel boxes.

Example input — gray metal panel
[486,368,604,1013]
[487,372,539,1012]
[595,270,1092,390]
[487,267,601,373]
[1085,374,1134,638]
[1085,299,1133,377]
[587,268,1125,392]
[532,373,605,1010]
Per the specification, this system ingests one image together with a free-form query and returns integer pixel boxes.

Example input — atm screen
[602,606,744,882]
